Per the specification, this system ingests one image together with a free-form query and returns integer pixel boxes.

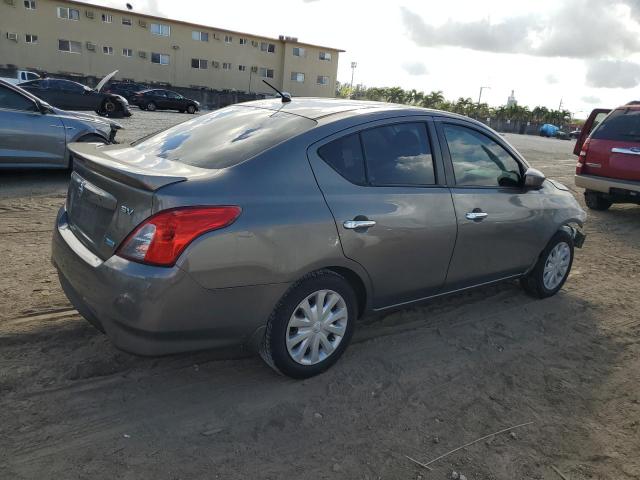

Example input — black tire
[77,134,107,144]
[584,190,612,211]
[521,230,574,299]
[187,105,196,114]
[260,270,357,379]
[146,101,157,111]
[101,100,117,116]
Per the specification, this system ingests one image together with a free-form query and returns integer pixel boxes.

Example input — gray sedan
[51,98,586,378]
[0,80,121,168]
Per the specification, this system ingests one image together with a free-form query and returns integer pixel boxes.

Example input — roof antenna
[262,80,291,103]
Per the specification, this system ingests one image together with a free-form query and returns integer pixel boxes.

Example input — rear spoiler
[68,143,189,191]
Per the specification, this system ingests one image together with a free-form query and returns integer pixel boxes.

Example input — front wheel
[584,190,612,211]
[101,100,116,116]
[521,230,574,298]
[187,105,196,114]
[260,270,356,379]
[146,101,157,111]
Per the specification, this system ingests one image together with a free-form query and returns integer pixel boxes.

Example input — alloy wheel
[543,242,571,290]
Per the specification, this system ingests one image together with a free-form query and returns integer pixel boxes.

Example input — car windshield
[591,109,640,141]
[130,105,317,169]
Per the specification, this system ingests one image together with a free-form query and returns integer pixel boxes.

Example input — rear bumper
[575,174,640,195]
[51,208,288,356]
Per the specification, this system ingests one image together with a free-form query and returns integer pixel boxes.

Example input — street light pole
[350,61,357,91]
[478,86,490,105]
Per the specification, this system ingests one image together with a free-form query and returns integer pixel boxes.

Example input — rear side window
[591,109,640,141]
[318,133,366,185]
[361,123,434,186]
[0,85,37,111]
[318,122,436,186]
[131,106,316,169]
[444,124,522,187]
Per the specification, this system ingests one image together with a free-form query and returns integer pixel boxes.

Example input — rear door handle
[465,211,488,221]
[343,220,376,230]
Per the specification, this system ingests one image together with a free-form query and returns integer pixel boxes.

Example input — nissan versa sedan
[51,98,587,378]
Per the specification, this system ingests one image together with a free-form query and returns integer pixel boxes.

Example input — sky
[91,0,640,118]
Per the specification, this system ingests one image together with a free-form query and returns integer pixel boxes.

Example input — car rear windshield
[131,106,316,169]
[591,108,640,141]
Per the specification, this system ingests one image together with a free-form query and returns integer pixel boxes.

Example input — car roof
[241,97,474,123]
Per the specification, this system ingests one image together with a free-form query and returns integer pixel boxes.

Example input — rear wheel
[521,230,574,298]
[260,270,356,379]
[584,190,612,211]
[146,101,157,111]
[101,99,116,116]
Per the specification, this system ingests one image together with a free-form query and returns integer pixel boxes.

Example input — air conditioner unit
[4,0,15,6]
[6,32,18,41]
[212,61,219,68]
[85,10,94,18]
[171,45,179,50]
[138,51,147,58]
[86,42,96,51]
[251,66,258,73]
[138,20,147,28]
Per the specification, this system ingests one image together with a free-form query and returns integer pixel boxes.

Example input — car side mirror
[524,167,546,189]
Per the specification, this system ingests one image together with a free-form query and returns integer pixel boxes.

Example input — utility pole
[350,61,358,91]
[478,86,490,105]
[559,98,563,110]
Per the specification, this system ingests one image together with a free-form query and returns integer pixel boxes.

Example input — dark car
[51,98,586,378]
[132,89,200,113]
[19,77,131,118]
[104,82,148,102]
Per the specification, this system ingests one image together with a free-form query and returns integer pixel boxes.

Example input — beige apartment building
[0,0,343,96]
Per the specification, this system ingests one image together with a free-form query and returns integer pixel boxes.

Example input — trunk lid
[66,142,210,259]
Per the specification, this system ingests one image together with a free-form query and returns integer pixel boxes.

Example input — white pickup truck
[0,70,40,85]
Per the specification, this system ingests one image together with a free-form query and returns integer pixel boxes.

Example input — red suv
[575,104,640,210]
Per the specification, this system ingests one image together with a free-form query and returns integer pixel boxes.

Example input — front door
[308,118,458,308]
[0,84,66,167]
[437,121,548,290]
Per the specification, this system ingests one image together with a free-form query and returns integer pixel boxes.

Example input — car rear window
[131,105,316,169]
[591,109,640,141]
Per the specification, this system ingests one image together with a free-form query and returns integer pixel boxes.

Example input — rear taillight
[576,137,591,174]
[116,206,241,266]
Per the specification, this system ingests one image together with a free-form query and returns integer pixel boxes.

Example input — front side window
[150,23,170,36]
[444,124,522,187]
[57,7,79,20]
[318,133,366,185]
[58,39,82,53]
[0,85,37,111]
[361,123,435,186]
[151,52,169,65]
[290,72,305,83]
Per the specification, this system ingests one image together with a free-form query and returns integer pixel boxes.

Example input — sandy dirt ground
[1,110,639,480]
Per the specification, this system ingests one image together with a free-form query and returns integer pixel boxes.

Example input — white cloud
[586,60,640,88]
[402,62,428,76]
[581,95,602,104]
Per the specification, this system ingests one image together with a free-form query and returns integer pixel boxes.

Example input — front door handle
[343,220,376,230]
[465,211,488,221]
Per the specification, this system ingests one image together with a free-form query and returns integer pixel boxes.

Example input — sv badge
[120,205,134,216]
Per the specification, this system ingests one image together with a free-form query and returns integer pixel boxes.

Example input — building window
[192,31,208,42]
[239,38,247,45]
[151,52,170,65]
[191,58,208,69]
[122,48,133,57]
[58,39,82,53]
[290,72,305,83]
[259,67,274,78]
[238,65,246,72]
[317,75,329,85]
[222,62,232,70]
[150,23,170,36]
[319,51,332,61]
[103,45,113,55]
[101,13,112,23]
[261,42,275,53]
[293,47,305,57]
[25,34,38,44]
[122,17,132,26]
[57,7,80,20]
[24,0,35,9]
[224,35,232,44]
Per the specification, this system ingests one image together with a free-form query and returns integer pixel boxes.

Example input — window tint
[591,109,640,141]
[0,85,36,111]
[444,124,522,187]
[131,106,316,169]
[318,133,366,185]
[361,123,435,186]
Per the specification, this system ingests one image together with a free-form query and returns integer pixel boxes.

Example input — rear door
[437,119,547,290]
[0,83,66,167]
[583,108,640,181]
[308,117,458,309]
[574,108,610,155]
[154,90,170,109]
